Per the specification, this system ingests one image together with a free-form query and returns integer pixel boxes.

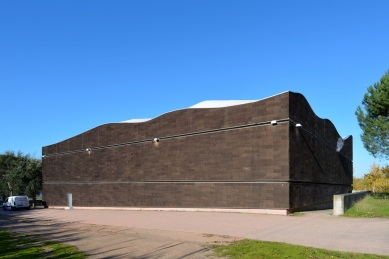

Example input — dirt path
[0,214,238,258]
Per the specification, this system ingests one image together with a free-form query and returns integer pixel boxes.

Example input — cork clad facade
[42,91,353,212]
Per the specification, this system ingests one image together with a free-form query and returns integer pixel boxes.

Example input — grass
[290,212,304,216]
[212,239,389,259]
[344,193,389,218]
[0,230,87,259]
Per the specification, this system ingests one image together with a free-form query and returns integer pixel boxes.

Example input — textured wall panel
[42,91,352,210]
[43,93,290,155]
[288,93,353,185]
[289,183,351,208]
[68,134,83,151]
[44,124,289,182]
[43,182,289,209]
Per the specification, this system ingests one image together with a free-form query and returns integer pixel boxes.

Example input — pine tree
[356,70,389,159]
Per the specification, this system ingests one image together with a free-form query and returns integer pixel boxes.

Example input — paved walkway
[1,208,388,256]
[0,214,227,258]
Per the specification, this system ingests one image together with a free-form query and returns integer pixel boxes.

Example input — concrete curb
[49,206,289,215]
[333,190,370,215]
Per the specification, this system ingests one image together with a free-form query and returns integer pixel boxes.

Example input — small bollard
[66,193,73,209]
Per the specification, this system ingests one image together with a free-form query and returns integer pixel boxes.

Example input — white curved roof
[121,118,152,123]
[120,100,258,123]
[189,100,257,108]
[120,92,289,123]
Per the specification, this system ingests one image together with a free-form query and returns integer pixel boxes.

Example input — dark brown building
[42,91,353,213]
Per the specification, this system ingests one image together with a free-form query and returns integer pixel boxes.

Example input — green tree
[0,151,21,198]
[0,151,42,202]
[19,155,42,204]
[356,69,389,159]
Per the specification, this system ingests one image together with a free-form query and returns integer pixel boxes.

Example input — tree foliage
[353,163,389,193]
[356,69,389,159]
[0,151,42,201]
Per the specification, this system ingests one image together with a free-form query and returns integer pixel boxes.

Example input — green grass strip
[0,230,86,259]
[344,193,389,218]
[212,239,389,259]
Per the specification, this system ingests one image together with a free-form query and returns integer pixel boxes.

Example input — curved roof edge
[120,91,289,123]
[44,91,290,147]
[119,100,258,123]
[120,118,152,123]
[189,100,258,109]
[288,91,351,157]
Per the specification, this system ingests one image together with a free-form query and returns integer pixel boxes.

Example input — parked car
[2,196,30,210]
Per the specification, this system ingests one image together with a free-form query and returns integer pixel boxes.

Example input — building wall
[42,91,353,210]
[43,93,291,209]
[289,183,349,209]
[43,92,289,154]
[43,182,290,209]
[288,93,353,208]
[44,125,289,183]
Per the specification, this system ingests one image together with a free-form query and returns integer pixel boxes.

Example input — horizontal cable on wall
[43,118,351,162]
[43,118,290,157]
[289,120,352,162]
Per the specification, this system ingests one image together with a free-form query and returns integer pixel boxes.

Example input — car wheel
[26,206,30,210]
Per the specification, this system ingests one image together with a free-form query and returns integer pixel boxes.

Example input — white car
[2,196,30,210]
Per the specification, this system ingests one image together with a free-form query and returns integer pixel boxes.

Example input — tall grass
[344,193,389,218]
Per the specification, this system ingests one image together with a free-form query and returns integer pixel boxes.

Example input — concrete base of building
[49,206,289,215]
[288,201,334,213]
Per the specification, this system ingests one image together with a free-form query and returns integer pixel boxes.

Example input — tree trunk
[6,182,12,196]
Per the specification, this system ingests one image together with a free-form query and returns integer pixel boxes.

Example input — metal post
[67,193,73,209]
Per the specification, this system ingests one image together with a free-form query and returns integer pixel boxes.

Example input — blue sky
[1,1,388,177]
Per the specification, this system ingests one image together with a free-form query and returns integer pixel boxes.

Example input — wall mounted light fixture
[296,123,302,128]
[153,138,160,143]
[42,155,46,158]
[271,120,277,126]
[86,148,91,152]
